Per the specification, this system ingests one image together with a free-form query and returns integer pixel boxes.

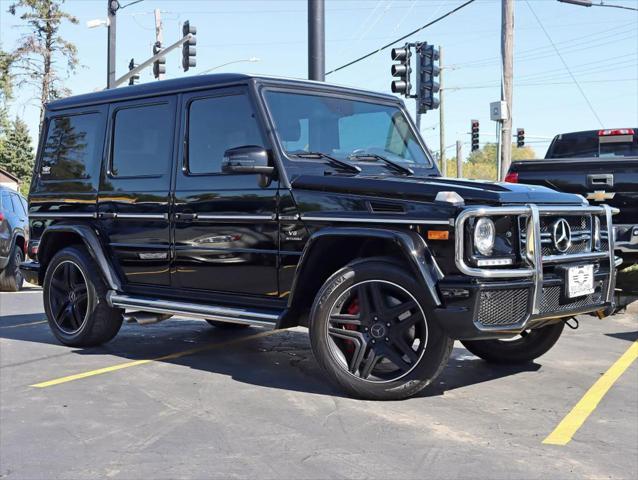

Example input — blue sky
[1,0,637,158]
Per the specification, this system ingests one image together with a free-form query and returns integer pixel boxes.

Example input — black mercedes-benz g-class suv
[21,74,620,400]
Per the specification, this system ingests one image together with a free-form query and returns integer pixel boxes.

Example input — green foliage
[0,116,34,195]
[0,47,15,105]
[442,143,537,180]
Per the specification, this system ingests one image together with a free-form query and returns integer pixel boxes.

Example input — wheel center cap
[68,291,77,302]
[370,323,386,339]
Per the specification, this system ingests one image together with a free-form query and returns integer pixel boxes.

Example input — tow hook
[564,317,579,330]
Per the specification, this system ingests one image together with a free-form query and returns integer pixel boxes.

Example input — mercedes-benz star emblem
[370,323,386,339]
[552,218,572,253]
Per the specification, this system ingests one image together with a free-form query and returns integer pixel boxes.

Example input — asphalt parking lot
[1,286,637,480]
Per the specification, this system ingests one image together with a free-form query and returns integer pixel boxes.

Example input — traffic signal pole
[107,0,118,89]
[500,0,514,181]
[113,34,194,88]
[308,0,325,81]
[154,9,164,80]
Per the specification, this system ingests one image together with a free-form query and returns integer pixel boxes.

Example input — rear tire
[43,246,123,347]
[461,321,565,364]
[0,245,24,292]
[205,319,251,329]
[309,259,452,401]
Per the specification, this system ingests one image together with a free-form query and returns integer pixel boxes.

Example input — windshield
[264,90,432,167]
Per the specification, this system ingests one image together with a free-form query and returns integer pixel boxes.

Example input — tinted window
[11,194,26,216]
[188,95,264,174]
[111,103,173,177]
[1,192,13,213]
[40,113,101,179]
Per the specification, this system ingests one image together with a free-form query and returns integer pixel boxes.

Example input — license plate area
[566,264,595,298]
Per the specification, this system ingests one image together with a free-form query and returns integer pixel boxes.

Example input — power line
[524,0,605,128]
[594,2,638,11]
[325,0,476,76]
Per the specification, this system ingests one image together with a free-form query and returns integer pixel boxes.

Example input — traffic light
[128,58,140,86]
[390,45,411,97]
[516,128,525,148]
[471,120,480,151]
[182,21,197,72]
[152,42,166,79]
[416,44,440,114]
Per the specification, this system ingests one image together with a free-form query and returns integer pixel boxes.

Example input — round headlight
[474,218,495,256]
[593,216,602,251]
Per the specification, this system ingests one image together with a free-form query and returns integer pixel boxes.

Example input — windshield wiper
[290,151,362,174]
[349,153,414,176]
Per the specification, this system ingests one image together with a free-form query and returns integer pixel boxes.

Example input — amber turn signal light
[427,230,449,240]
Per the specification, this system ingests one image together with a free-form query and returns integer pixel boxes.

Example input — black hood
[291,174,585,205]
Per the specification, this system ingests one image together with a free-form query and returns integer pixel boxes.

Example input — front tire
[461,321,565,364]
[43,246,123,347]
[309,259,452,400]
[0,245,24,292]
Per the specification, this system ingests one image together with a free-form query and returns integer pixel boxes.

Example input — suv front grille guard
[455,204,618,316]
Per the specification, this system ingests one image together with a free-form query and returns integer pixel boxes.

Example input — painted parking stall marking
[543,340,638,446]
[31,329,282,389]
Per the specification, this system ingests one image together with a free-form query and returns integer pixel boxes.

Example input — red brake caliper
[343,297,360,354]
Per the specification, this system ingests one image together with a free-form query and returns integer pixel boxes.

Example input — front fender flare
[288,227,443,312]
[39,224,122,291]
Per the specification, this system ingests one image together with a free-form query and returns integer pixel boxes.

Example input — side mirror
[222,145,274,175]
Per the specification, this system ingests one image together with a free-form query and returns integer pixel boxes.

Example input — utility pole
[438,46,445,176]
[456,140,463,178]
[500,0,514,180]
[308,0,325,81]
[154,9,164,80]
[107,0,118,89]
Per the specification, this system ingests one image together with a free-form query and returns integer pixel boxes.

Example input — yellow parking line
[543,340,638,446]
[0,320,48,329]
[31,329,281,388]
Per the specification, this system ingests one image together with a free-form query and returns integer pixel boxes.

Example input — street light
[199,57,260,75]
[86,18,109,28]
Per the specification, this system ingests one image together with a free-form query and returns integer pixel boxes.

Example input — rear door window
[11,194,26,216]
[111,102,174,178]
[40,113,102,180]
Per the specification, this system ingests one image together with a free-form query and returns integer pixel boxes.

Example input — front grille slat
[519,214,594,257]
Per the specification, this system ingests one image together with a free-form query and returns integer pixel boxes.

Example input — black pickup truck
[506,129,638,268]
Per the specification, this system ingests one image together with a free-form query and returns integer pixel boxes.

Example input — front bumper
[615,224,638,261]
[432,204,619,340]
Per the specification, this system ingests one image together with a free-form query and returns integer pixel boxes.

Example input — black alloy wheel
[43,246,123,347]
[48,260,89,334]
[326,280,427,382]
[309,259,453,400]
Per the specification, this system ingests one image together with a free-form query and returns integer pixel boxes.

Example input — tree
[457,143,537,180]
[0,46,15,105]
[8,0,79,127]
[0,116,35,195]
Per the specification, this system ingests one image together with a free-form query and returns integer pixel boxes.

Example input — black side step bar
[106,292,280,328]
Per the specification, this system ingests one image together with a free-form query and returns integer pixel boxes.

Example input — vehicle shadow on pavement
[1,315,544,399]
[605,330,638,342]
